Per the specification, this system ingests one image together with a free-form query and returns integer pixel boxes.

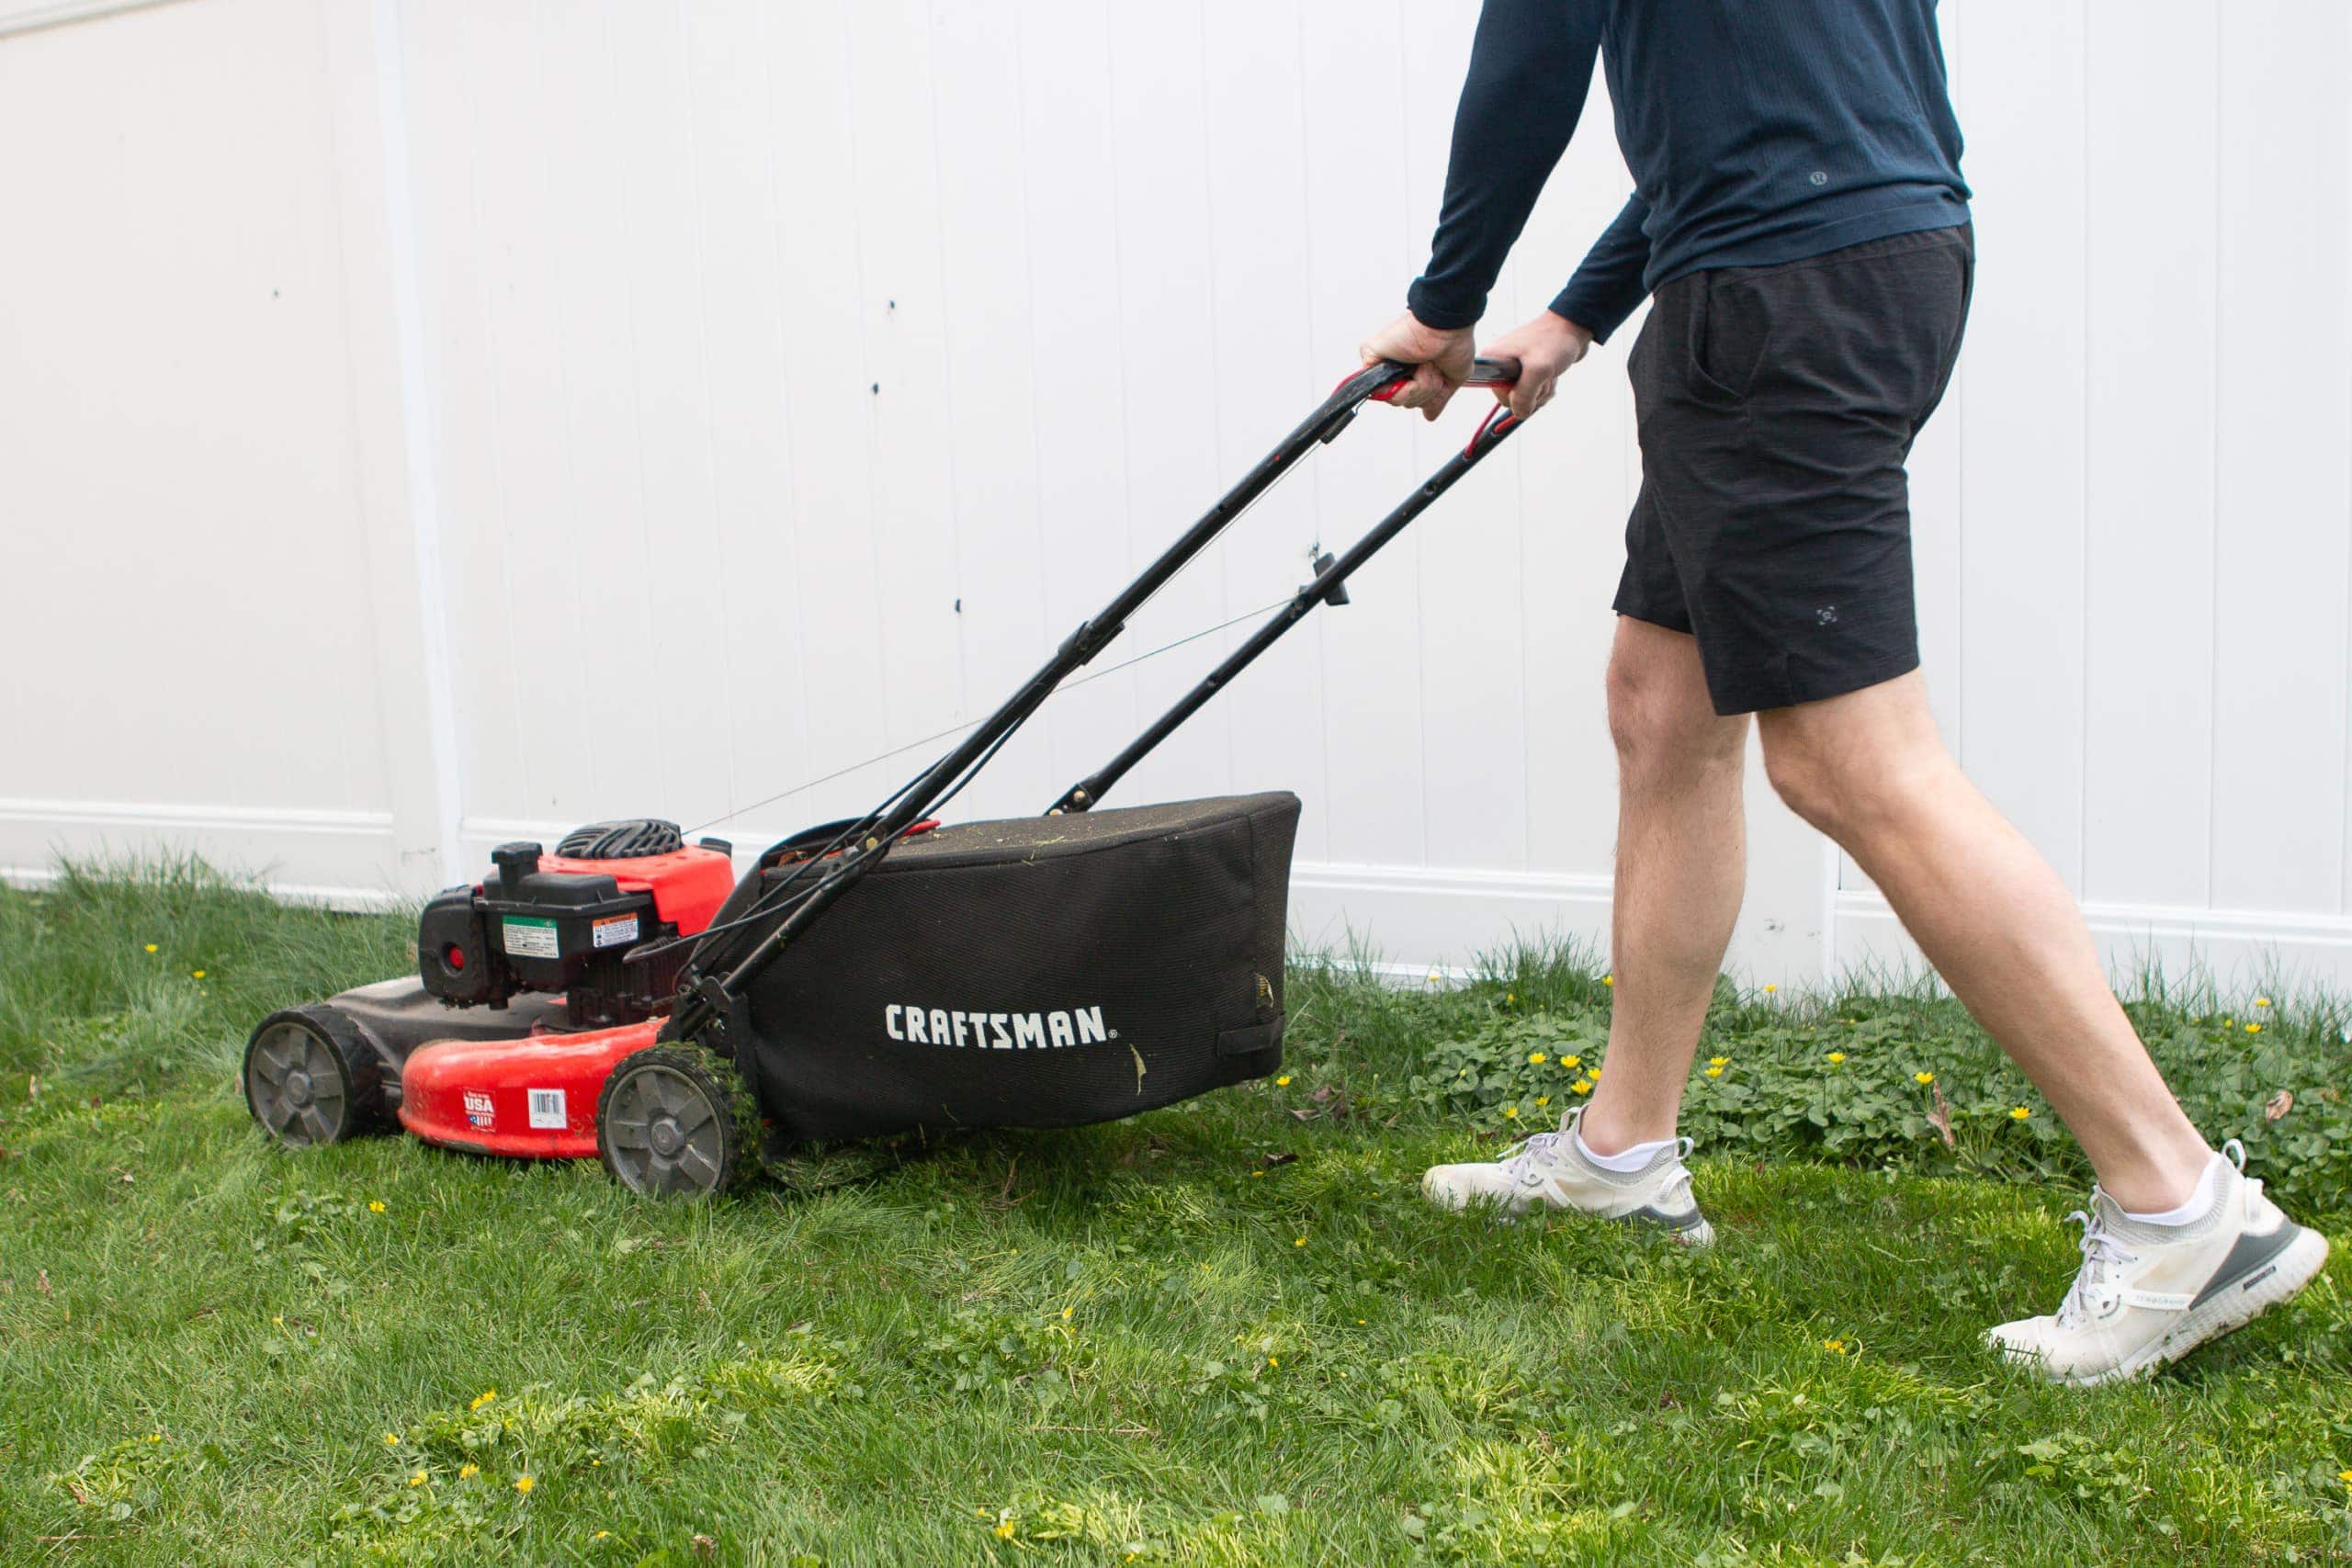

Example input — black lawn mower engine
[415,818,735,1030]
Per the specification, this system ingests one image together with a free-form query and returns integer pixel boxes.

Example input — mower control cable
[658,356,1523,1052]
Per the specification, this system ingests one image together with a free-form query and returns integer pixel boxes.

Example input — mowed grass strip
[2,864,2349,1564]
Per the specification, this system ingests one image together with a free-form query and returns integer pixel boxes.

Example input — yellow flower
[1528,1051,1547,1065]
[384,1432,401,1447]
[1275,1075,1292,1087]
[1704,1066,1724,1078]
[1268,1356,1280,1368]
[514,1475,535,1495]
[1708,1056,1729,1067]
[368,1201,386,1213]
[1602,975,1614,987]
[1502,1105,1520,1120]
[148,1432,164,1444]
[1824,1337,1848,1355]
[143,943,158,954]
[2010,1106,2031,1121]
[409,1471,427,1488]
[1061,1306,1072,1320]
[1826,1052,1847,1065]
[1505,992,1515,1004]
[1915,1071,1935,1086]
[1572,1079,1592,1095]
[458,1464,479,1479]
[470,1389,495,1410]
[2246,1023,2262,1034]
[2256,997,2272,1009]
[1293,1236,1306,1247]
[191,969,207,979]
[594,1532,610,1541]
[1251,1170,1263,1179]
[1535,1096,1551,1107]
[995,1518,1016,1540]
[1564,1055,1582,1069]
[1764,984,1778,994]
[1589,1068,1600,1080]
[2340,1469,2352,1484]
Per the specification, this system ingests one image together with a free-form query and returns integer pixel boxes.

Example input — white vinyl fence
[4,0,2349,995]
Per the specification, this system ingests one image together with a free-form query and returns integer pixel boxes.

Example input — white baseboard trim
[0,797,407,909]
[1834,889,2352,998]
[1287,860,1615,973]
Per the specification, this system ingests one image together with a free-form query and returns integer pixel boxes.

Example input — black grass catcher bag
[724,793,1300,1144]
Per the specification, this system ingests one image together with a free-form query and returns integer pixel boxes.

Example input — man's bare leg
[1754,671,2209,1212]
[1577,617,1750,1155]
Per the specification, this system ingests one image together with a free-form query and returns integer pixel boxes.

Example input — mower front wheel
[244,1007,389,1147]
[595,1045,760,1199]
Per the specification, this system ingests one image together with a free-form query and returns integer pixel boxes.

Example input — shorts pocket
[1686,273,1761,404]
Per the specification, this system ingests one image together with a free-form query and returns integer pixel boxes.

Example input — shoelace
[1500,1131,1567,1187]
[2054,1139,2253,1328]
[2056,1202,2136,1328]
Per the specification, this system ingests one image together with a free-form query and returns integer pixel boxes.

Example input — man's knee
[1606,626,1745,782]
[1758,675,1949,838]
[1758,726,1850,832]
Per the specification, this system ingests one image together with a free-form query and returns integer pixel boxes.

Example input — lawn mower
[243,356,1528,1196]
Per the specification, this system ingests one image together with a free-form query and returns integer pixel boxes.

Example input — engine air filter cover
[557,818,685,861]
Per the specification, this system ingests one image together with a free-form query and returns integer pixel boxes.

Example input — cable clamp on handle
[1464,402,1517,459]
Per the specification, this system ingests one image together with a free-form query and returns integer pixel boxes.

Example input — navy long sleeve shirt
[1407,0,1970,342]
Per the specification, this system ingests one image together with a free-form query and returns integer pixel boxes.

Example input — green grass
[4,864,2352,1565]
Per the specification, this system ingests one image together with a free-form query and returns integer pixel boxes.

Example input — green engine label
[502,916,560,960]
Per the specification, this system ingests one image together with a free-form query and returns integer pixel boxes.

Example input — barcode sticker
[527,1088,567,1130]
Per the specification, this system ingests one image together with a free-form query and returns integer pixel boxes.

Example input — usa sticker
[591,913,640,951]
[502,916,560,959]
[527,1088,567,1130]
[463,1089,495,1130]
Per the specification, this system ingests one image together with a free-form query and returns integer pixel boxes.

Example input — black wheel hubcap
[247,1021,346,1146]
[604,1065,726,1196]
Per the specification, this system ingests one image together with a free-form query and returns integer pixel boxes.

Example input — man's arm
[1551,195,1653,344]
[1405,0,1607,332]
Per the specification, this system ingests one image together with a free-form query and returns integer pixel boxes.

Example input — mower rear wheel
[595,1045,758,1199]
[243,1007,387,1147]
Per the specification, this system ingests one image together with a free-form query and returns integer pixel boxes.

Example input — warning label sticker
[503,917,560,959]
[591,913,640,951]
[527,1088,567,1130]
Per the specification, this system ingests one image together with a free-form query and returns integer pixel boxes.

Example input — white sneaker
[1419,1107,1713,1245]
[1987,1141,2330,1387]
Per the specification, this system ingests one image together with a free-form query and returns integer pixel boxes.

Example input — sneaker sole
[2056,1224,2331,1389]
[1419,1175,1715,1247]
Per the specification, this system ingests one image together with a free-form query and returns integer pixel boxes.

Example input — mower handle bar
[1366,355,1521,401]
[662,353,1527,1046]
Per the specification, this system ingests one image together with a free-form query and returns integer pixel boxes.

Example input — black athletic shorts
[1614,222,1973,715]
